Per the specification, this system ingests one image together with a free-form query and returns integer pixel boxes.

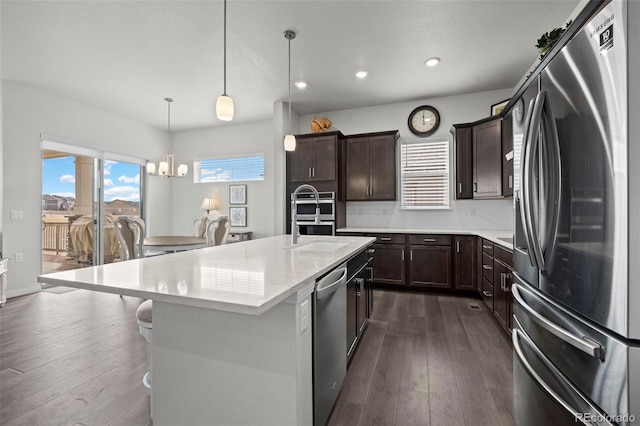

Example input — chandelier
[147,98,188,178]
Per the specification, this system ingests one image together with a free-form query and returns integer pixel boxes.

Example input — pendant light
[146,98,188,178]
[283,30,296,151]
[216,0,234,121]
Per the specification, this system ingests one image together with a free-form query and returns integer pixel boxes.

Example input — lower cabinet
[409,245,452,289]
[346,247,374,363]
[493,245,514,332]
[371,244,405,285]
[454,236,477,290]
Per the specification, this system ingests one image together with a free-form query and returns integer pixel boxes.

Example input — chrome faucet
[291,184,321,244]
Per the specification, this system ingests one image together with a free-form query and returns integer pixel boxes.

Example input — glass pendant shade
[177,164,188,177]
[284,134,296,151]
[146,163,156,174]
[159,161,169,176]
[216,95,234,121]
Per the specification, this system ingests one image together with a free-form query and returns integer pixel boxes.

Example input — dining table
[143,235,207,252]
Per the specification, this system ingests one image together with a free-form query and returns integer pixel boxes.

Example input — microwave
[293,192,335,221]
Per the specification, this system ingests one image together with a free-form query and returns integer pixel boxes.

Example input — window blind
[401,139,450,208]
[194,154,264,183]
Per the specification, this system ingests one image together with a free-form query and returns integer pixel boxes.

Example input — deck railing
[42,220,69,254]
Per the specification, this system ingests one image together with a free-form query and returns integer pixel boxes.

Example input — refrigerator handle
[522,92,546,270]
[518,97,538,268]
[512,327,614,426]
[512,283,604,360]
[539,93,562,270]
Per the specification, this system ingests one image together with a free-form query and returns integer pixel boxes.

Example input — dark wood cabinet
[345,131,398,201]
[454,236,476,290]
[371,244,405,285]
[501,115,514,197]
[473,117,503,198]
[287,132,341,183]
[493,245,514,333]
[452,124,474,200]
[479,239,495,310]
[409,245,452,289]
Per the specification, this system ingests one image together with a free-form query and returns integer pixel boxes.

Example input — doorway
[41,141,145,275]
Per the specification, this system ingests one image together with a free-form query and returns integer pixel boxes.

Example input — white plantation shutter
[401,139,450,208]
[194,154,264,183]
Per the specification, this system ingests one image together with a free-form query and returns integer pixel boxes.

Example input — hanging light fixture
[216,0,234,121]
[147,98,188,178]
[283,30,297,151]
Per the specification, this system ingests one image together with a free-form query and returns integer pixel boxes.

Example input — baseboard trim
[6,285,41,299]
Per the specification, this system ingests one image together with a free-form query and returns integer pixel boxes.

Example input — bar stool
[136,299,153,393]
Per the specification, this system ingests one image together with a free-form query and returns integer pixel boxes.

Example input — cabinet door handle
[474,182,478,192]
[410,250,413,261]
[482,265,493,270]
[379,237,392,242]
[459,183,462,194]
[482,290,492,297]
[423,238,436,242]
[508,175,513,189]
[500,273,506,291]
[308,167,312,178]
[456,241,460,253]
[312,167,315,178]
[482,245,492,250]
[401,250,405,261]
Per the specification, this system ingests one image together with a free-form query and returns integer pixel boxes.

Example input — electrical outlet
[300,300,310,334]
[10,210,24,220]
[15,253,24,262]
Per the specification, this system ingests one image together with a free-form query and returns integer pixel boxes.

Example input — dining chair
[192,215,210,238]
[205,216,231,247]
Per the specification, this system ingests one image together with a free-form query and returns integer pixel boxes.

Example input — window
[193,153,264,183]
[400,139,450,208]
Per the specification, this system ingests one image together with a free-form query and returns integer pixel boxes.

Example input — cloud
[104,160,116,176]
[59,174,75,183]
[104,185,140,202]
[104,179,114,187]
[118,174,140,184]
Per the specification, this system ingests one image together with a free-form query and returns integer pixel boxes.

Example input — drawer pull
[482,265,493,270]
[379,237,392,242]
[482,290,492,297]
[482,245,492,249]
[423,238,437,242]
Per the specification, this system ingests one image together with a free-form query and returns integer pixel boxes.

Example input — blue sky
[42,156,141,202]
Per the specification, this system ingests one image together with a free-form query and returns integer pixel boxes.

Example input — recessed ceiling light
[425,57,441,67]
[294,80,308,89]
[355,70,368,79]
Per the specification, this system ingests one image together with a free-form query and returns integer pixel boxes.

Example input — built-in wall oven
[295,191,336,236]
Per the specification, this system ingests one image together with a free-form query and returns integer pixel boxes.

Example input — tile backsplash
[346,199,514,231]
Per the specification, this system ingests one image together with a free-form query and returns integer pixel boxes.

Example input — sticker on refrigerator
[599,24,613,53]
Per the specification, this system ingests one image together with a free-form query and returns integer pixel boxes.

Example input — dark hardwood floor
[328,290,514,426]
[0,288,513,426]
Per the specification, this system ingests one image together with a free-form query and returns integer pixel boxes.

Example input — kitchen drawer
[481,277,493,310]
[408,234,451,246]
[481,239,494,255]
[494,245,513,268]
[482,252,494,282]
[372,233,406,245]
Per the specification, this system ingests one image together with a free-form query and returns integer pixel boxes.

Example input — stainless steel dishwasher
[313,263,347,426]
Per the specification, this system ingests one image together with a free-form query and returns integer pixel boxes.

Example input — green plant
[536,21,572,60]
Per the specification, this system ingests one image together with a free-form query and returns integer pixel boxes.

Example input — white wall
[299,89,515,231]
[2,81,170,297]
[169,119,276,238]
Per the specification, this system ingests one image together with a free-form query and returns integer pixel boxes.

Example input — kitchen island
[38,234,375,426]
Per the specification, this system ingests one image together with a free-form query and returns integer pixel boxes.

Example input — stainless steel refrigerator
[512,0,640,424]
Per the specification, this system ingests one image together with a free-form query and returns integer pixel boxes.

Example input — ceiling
[1,0,579,131]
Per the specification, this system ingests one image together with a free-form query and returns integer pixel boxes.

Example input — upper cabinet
[473,117,503,199]
[345,131,398,201]
[451,124,473,200]
[287,132,343,183]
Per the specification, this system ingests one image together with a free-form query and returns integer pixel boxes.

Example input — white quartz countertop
[38,235,375,315]
[337,228,513,250]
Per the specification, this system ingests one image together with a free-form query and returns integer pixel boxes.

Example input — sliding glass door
[41,140,144,275]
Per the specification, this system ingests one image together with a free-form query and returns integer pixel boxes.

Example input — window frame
[399,137,451,210]
[193,152,265,184]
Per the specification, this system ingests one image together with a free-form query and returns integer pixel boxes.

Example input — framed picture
[229,207,247,227]
[491,99,510,116]
[229,184,247,205]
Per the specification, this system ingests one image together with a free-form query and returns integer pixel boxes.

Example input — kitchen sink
[498,237,513,244]
[292,241,348,252]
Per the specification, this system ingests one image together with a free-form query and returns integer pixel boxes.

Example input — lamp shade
[284,134,296,151]
[177,164,188,177]
[216,95,234,121]
[159,161,169,175]
[146,162,156,174]
[200,198,216,212]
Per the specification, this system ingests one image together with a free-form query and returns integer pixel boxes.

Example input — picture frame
[491,99,510,116]
[229,207,247,227]
[229,184,247,205]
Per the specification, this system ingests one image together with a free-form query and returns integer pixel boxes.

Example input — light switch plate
[10,210,23,220]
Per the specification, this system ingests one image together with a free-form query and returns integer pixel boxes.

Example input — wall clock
[408,105,440,137]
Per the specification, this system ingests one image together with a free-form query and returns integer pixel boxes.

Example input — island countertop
[38,235,375,315]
